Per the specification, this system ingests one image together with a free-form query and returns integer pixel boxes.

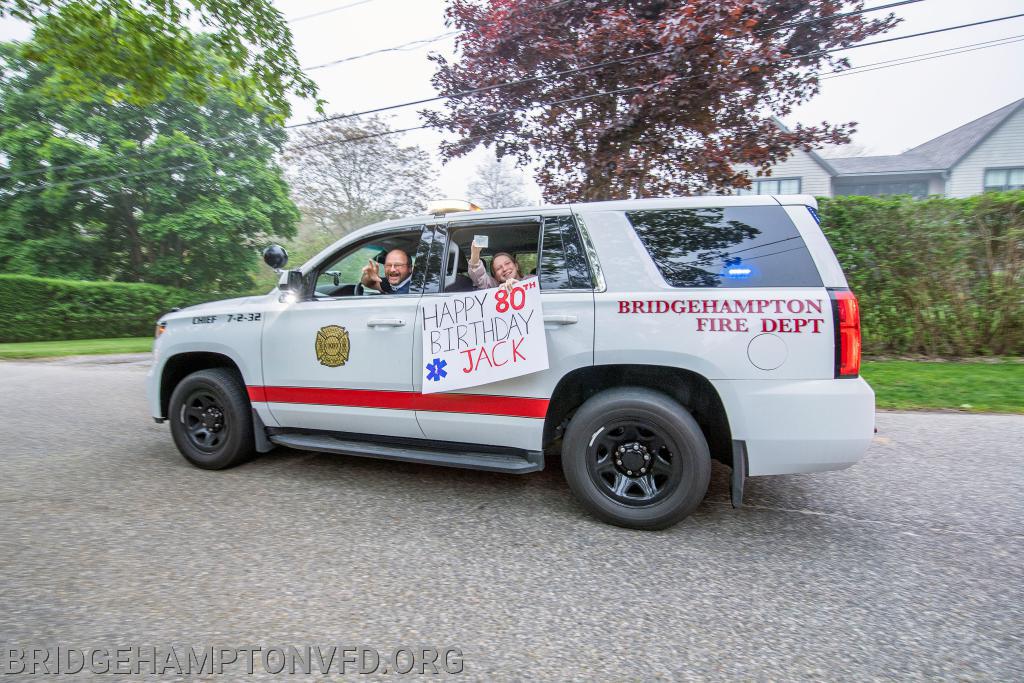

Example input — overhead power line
[7,31,1020,196]
[302,0,576,69]
[287,0,380,24]
[10,5,1022,188]
[821,34,1024,79]
[301,0,923,71]
[287,8,1024,131]
[0,0,916,184]
[304,31,460,71]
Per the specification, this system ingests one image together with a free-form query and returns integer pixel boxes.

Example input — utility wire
[292,32,1024,151]
[7,5,1017,188]
[8,30,1020,196]
[287,9,1024,131]
[287,0,380,24]
[302,0,923,71]
[1,0,912,183]
[304,31,460,71]
[0,0,928,182]
[290,84,650,153]
[821,34,1024,78]
[301,0,575,71]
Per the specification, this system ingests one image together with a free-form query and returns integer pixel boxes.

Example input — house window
[737,178,801,195]
[984,168,1024,192]
[834,180,929,199]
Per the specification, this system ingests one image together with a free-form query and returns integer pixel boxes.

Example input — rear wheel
[561,388,711,530]
[168,368,255,470]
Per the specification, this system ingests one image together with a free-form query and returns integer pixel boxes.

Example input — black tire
[561,388,711,530]
[168,368,256,470]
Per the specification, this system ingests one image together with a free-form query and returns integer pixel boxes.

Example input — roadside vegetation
[0,337,152,359]
[0,340,1019,415]
[861,360,1023,414]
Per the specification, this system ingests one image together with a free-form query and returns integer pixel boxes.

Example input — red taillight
[832,290,861,378]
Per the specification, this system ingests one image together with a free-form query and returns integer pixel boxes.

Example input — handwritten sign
[420,281,548,394]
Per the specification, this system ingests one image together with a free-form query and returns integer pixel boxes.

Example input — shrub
[0,275,244,343]
[819,191,1023,356]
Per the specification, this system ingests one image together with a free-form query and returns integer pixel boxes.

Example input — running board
[268,433,543,474]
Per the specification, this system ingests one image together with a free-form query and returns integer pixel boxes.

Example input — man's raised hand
[360,258,382,290]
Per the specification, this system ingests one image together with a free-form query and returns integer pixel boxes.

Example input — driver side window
[313,228,425,299]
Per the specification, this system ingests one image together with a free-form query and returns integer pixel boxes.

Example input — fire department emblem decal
[315,325,350,367]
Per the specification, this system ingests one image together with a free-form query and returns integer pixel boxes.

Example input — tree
[425,0,899,201]
[0,37,299,292]
[0,0,319,119]
[283,116,438,239]
[467,152,530,208]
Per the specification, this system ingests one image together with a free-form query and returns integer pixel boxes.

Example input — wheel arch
[543,364,734,468]
[159,352,244,419]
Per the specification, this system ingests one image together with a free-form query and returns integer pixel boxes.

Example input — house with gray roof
[735,97,1024,198]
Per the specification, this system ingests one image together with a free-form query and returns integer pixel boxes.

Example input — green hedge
[819,191,1023,356]
[0,275,226,343]
[3,192,1021,355]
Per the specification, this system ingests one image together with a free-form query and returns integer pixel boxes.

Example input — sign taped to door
[420,281,548,394]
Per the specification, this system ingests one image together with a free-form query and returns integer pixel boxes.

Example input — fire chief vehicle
[146,196,873,529]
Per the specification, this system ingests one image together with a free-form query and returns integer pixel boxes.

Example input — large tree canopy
[426,0,899,201]
[0,0,319,119]
[284,116,438,238]
[0,37,299,291]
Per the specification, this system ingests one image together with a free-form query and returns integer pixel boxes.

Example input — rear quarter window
[626,206,822,288]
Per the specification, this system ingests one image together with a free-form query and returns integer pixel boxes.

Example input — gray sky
[3,0,1023,202]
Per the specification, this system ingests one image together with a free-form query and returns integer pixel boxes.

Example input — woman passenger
[468,241,524,291]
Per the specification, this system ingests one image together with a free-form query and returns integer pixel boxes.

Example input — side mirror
[263,244,289,271]
[277,269,303,290]
[276,269,305,301]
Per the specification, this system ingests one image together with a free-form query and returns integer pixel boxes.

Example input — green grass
[0,337,153,359]
[862,360,1024,413]
[0,338,1020,413]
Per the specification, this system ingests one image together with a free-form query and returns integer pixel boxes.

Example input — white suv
[146,195,873,529]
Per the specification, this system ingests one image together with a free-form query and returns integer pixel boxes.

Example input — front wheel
[168,368,256,470]
[561,388,711,530]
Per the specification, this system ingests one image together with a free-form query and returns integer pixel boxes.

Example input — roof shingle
[824,98,1024,176]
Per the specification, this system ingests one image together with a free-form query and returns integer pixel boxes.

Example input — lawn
[0,337,153,359]
[0,339,1020,413]
[862,360,1023,414]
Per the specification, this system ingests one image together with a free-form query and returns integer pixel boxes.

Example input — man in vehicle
[360,248,413,294]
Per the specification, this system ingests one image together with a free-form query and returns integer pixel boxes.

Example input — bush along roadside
[819,191,1023,357]
[0,274,256,343]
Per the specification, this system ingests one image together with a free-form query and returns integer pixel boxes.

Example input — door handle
[544,315,578,325]
[367,318,406,327]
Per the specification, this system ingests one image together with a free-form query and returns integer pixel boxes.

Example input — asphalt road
[1,358,1021,680]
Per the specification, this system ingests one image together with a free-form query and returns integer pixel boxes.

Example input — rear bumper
[712,377,875,476]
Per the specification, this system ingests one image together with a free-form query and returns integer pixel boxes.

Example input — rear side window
[539,215,592,290]
[626,206,822,288]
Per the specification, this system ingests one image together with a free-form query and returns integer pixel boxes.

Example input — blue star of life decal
[426,358,448,382]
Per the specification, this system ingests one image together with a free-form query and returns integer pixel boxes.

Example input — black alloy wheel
[588,420,682,506]
[181,388,229,452]
[562,387,711,530]
[168,368,255,470]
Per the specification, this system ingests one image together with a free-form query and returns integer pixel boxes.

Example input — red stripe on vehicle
[247,386,548,419]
